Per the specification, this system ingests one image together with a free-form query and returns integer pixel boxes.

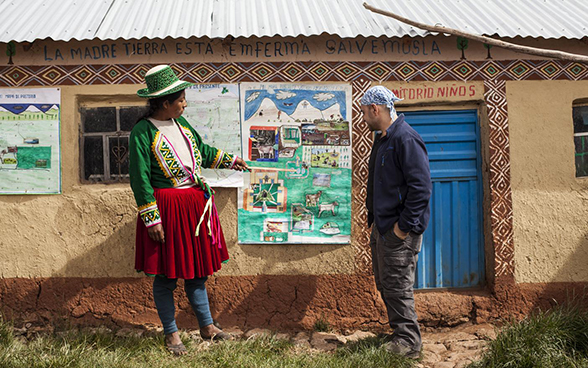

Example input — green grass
[469,303,588,368]
[312,314,331,333]
[0,321,415,368]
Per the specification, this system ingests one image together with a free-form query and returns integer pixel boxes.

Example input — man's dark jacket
[367,114,432,236]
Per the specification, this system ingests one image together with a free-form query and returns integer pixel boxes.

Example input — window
[573,104,588,177]
[80,105,148,183]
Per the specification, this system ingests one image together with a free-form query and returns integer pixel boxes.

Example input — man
[360,86,432,359]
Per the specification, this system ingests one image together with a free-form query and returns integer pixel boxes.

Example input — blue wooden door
[402,110,484,289]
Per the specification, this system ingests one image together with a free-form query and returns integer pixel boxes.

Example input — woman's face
[163,90,187,119]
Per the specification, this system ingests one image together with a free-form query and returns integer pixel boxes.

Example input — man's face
[360,104,378,131]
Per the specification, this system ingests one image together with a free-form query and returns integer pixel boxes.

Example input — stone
[311,339,337,352]
[274,333,290,341]
[310,332,343,351]
[343,330,376,343]
[449,340,487,351]
[433,362,456,368]
[223,327,244,339]
[244,328,271,339]
[475,326,498,341]
[446,350,482,362]
[421,351,442,365]
[423,342,448,355]
[440,332,478,344]
[312,332,345,343]
[292,332,311,348]
[143,326,163,337]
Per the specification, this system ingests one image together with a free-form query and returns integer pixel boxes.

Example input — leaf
[6,41,15,57]
[484,43,493,49]
[456,37,469,51]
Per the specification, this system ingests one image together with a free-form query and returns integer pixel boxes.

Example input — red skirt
[135,187,229,279]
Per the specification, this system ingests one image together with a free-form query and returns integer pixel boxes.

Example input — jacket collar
[380,114,405,140]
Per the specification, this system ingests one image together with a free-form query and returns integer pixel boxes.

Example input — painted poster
[238,83,352,244]
[184,84,242,187]
[0,88,61,194]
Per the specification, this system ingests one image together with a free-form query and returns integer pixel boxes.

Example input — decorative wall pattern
[2,59,587,284]
[483,79,513,279]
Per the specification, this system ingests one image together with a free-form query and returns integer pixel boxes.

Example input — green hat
[137,65,194,98]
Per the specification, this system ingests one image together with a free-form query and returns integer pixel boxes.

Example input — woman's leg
[184,277,214,328]
[184,277,231,339]
[153,276,187,353]
[153,276,180,335]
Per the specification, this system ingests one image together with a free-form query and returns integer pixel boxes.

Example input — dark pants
[370,226,422,350]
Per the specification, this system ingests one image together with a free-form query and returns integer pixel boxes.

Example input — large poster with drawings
[0,88,61,194]
[238,83,352,244]
[184,84,242,187]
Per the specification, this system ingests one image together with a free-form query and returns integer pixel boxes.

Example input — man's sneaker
[384,340,421,359]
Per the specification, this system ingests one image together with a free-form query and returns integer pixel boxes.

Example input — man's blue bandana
[360,86,403,118]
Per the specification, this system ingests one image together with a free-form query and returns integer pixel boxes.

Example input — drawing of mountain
[288,100,324,122]
[322,103,344,120]
[24,105,41,113]
[248,97,294,123]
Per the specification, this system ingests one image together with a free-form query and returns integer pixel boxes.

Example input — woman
[129,65,248,355]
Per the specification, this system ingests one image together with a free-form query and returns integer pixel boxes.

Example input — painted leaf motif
[484,43,493,49]
[457,37,469,51]
[6,41,15,57]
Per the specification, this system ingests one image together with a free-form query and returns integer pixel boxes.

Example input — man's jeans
[152,276,214,335]
[370,226,422,351]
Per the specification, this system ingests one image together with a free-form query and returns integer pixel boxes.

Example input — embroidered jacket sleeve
[129,122,162,228]
[180,117,238,170]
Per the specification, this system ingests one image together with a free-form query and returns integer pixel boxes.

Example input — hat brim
[137,80,194,98]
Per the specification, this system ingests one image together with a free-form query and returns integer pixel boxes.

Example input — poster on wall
[238,83,352,244]
[0,88,61,194]
[184,84,243,187]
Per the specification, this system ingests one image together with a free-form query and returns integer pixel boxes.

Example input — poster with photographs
[238,83,352,244]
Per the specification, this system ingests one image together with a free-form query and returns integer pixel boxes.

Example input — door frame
[397,102,492,290]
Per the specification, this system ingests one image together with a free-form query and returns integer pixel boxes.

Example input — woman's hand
[147,223,165,243]
[233,157,250,171]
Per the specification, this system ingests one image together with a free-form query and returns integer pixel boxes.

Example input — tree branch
[363,2,588,64]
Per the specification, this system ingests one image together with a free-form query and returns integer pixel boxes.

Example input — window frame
[78,99,148,184]
[573,102,588,178]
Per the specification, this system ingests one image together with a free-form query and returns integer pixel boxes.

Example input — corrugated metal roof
[1,0,587,43]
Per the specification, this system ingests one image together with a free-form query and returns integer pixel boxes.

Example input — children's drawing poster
[238,83,352,244]
[184,84,243,187]
[0,88,61,194]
